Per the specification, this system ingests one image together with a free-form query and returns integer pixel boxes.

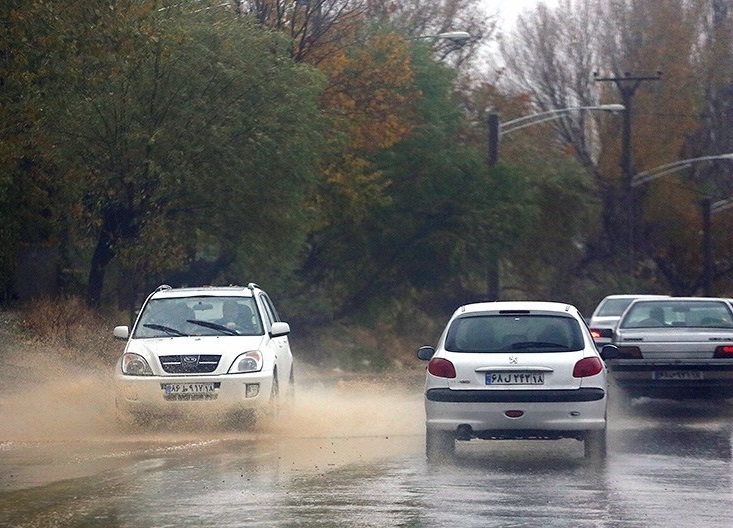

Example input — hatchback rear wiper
[511,341,568,350]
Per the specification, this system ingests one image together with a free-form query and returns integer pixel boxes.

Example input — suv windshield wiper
[188,319,239,336]
[142,323,187,337]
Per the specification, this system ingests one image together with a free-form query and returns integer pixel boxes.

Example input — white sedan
[417,301,615,461]
[113,283,294,427]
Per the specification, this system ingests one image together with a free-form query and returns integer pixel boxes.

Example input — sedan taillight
[573,357,603,378]
[428,358,456,379]
[617,345,642,359]
[713,345,733,358]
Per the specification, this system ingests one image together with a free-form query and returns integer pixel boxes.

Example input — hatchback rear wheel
[426,428,455,461]
[584,427,607,459]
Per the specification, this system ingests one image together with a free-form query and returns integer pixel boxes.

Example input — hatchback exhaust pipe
[456,424,474,441]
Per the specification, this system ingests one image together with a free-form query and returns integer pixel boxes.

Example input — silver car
[417,301,613,461]
[588,294,669,348]
[603,297,733,402]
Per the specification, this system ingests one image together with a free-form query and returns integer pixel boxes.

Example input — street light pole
[594,72,662,265]
[631,155,733,296]
[484,104,624,299]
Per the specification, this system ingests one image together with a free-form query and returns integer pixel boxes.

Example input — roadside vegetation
[2,1,733,369]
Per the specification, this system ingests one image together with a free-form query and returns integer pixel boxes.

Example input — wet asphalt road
[2,379,733,528]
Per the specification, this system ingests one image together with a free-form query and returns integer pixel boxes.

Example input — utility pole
[701,197,713,296]
[594,72,662,267]
[486,112,501,300]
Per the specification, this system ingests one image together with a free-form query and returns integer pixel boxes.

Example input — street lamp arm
[410,31,471,43]
[711,198,733,215]
[500,104,625,135]
[631,154,733,187]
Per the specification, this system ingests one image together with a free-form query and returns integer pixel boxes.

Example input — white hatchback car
[113,283,294,426]
[417,301,614,461]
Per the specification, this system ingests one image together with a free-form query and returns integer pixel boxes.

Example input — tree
[33,1,326,305]
[500,0,712,295]
[295,42,536,320]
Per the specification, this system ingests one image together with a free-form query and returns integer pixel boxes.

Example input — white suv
[113,283,294,426]
[418,301,613,461]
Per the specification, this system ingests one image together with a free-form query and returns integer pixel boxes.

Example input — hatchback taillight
[428,358,456,379]
[573,357,603,378]
[713,345,733,358]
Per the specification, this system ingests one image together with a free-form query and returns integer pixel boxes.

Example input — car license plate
[486,372,544,385]
[163,383,217,395]
[652,371,703,381]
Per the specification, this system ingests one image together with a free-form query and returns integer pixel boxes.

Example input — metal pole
[487,112,500,300]
[702,197,713,296]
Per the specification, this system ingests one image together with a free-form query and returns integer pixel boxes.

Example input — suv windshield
[133,296,263,337]
[445,314,584,353]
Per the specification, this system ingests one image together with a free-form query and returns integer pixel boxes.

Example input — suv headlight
[121,353,153,376]
[229,351,263,373]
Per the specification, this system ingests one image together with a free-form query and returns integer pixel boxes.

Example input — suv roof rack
[247,282,260,291]
[154,284,172,292]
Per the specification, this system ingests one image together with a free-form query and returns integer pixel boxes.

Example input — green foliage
[23,1,326,302]
[293,42,537,320]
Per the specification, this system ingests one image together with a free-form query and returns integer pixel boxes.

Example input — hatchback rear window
[445,314,584,353]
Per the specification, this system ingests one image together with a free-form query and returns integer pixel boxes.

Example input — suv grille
[159,354,221,374]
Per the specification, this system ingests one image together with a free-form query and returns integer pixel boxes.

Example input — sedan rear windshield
[619,300,733,329]
[444,314,584,353]
[595,298,636,317]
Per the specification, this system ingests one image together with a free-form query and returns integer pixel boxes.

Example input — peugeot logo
[509,356,518,364]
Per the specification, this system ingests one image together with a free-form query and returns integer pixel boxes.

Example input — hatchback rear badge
[509,356,518,364]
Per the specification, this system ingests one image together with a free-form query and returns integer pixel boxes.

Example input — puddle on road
[0,348,425,489]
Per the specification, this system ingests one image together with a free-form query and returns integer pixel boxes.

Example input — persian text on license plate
[486,372,544,385]
[652,371,703,381]
[162,382,217,395]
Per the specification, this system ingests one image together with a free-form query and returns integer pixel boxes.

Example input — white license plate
[163,383,217,395]
[486,372,544,385]
[652,371,703,381]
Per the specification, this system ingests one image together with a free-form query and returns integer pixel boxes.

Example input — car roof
[627,297,732,304]
[455,301,579,317]
[591,294,669,317]
[149,285,258,299]
[598,294,669,301]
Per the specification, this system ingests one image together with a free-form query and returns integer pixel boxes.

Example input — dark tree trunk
[86,225,116,307]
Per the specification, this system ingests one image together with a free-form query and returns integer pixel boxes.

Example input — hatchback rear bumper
[426,387,606,403]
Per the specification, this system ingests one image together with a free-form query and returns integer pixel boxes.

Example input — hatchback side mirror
[600,344,619,360]
[417,346,435,361]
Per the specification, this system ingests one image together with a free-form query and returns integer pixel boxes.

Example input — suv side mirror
[270,321,290,337]
[113,326,130,340]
